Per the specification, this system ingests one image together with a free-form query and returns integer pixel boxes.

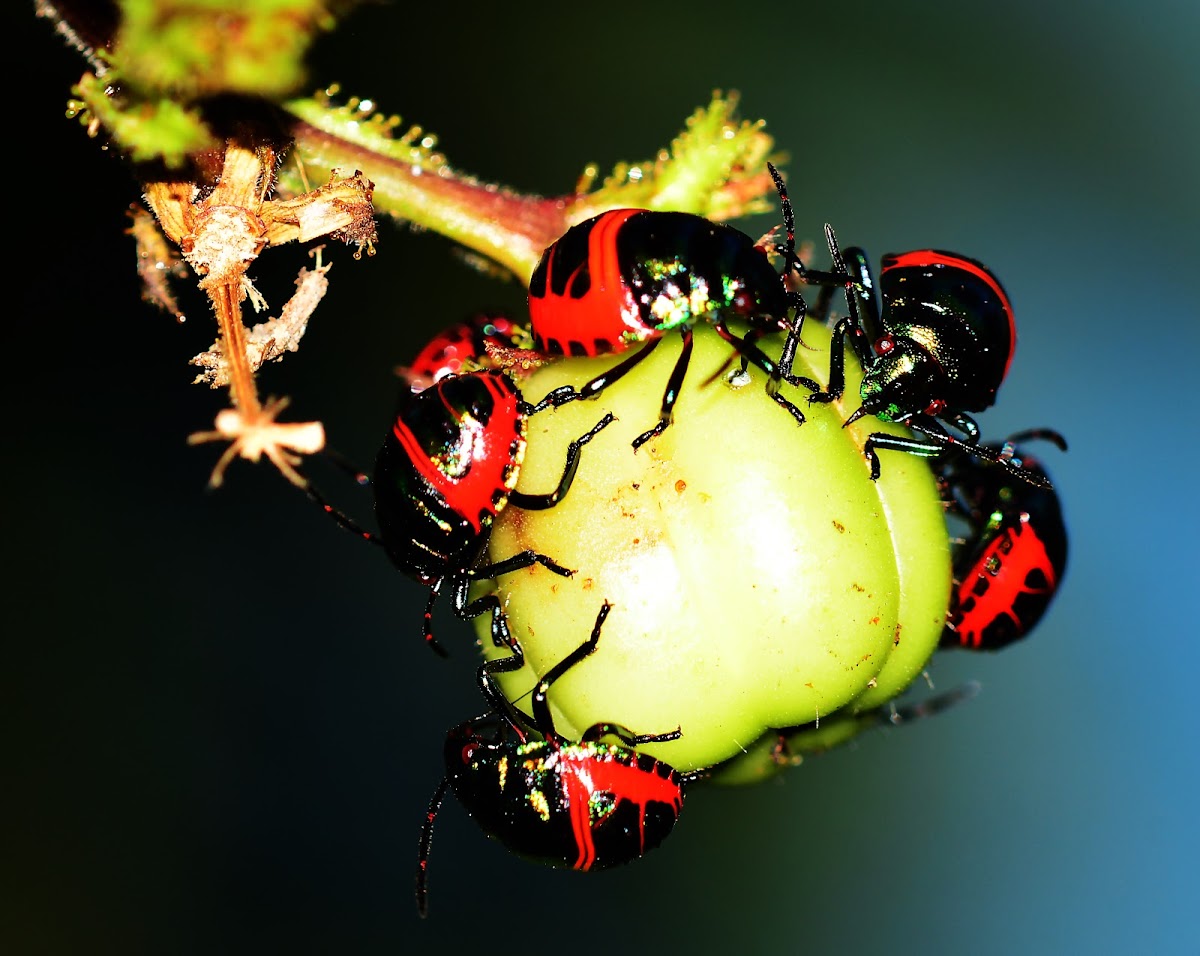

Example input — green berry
[474,321,950,774]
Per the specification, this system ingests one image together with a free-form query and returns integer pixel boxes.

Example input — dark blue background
[12,2,1197,953]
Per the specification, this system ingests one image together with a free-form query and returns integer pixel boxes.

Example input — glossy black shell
[876,251,1016,411]
[529,210,790,356]
[373,371,524,582]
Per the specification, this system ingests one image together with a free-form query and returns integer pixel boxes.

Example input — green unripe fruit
[474,321,950,774]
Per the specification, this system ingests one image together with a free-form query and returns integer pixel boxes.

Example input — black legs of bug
[472,598,618,738]
[713,324,818,427]
[566,334,681,451]
[854,416,1057,491]
[451,548,572,647]
[804,229,881,407]
[551,334,686,449]
[416,777,450,919]
[632,333,694,450]
[432,411,616,655]
[765,167,852,295]
[423,550,575,658]
[294,455,385,548]
[524,600,615,734]
[569,323,820,450]
[509,412,616,508]
[414,552,574,658]
[580,721,684,748]
[520,383,588,416]
[998,428,1068,457]
[477,600,683,749]
[764,164,854,395]
[453,409,616,667]
[842,410,980,482]
[530,601,682,745]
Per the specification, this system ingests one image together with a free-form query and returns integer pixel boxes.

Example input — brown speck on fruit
[582,577,595,591]
[675,479,687,493]
[632,538,640,545]
[893,623,903,646]
[851,583,865,593]
[632,482,641,490]
[833,520,845,533]
[506,507,529,539]
[869,616,880,625]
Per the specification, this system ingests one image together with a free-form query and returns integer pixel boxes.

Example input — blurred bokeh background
[11,2,1198,953]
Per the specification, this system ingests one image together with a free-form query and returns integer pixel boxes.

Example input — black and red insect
[313,368,611,656]
[527,164,841,449]
[940,429,1068,650]
[416,602,686,917]
[399,312,538,393]
[806,231,1053,488]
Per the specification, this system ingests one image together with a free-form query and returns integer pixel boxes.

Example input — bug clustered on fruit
[322,164,1068,915]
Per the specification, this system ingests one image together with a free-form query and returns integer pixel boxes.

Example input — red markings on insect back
[530,208,646,354]
[401,313,523,391]
[390,372,522,534]
[953,517,1058,649]
[557,744,685,870]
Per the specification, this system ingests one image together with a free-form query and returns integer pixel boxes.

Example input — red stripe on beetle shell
[531,209,648,353]
[885,250,1016,378]
[403,325,476,391]
[953,517,1057,648]
[403,315,524,391]
[558,745,682,870]
[390,373,525,534]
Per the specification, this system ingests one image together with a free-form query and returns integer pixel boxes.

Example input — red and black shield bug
[312,369,612,656]
[940,429,1068,650]
[526,164,843,449]
[416,602,686,917]
[398,312,541,393]
[805,229,1053,488]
